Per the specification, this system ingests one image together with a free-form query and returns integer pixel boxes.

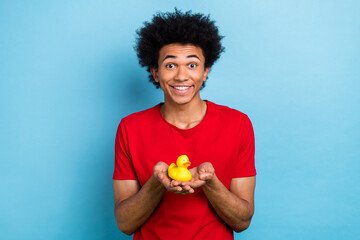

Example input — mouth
[171,85,193,94]
[184,162,191,167]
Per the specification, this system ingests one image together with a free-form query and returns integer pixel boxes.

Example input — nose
[174,66,188,81]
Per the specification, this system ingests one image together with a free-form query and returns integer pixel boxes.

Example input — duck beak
[184,161,191,168]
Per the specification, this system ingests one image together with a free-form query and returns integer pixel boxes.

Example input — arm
[113,176,165,235]
[202,175,256,232]
[113,162,193,235]
[184,163,256,232]
[202,115,256,231]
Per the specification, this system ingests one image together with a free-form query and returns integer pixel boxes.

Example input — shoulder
[120,104,160,128]
[207,100,249,121]
[206,101,253,133]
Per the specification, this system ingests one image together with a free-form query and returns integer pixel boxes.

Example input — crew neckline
[157,100,210,132]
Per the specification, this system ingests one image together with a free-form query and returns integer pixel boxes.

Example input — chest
[128,123,241,187]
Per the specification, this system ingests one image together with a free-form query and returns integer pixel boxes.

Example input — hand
[153,162,194,194]
[184,162,215,189]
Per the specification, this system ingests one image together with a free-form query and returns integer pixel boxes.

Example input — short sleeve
[232,115,257,178]
[112,120,138,180]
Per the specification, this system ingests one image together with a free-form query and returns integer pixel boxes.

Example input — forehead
[158,43,205,61]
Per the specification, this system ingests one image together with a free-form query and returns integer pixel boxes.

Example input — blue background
[1,0,359,239]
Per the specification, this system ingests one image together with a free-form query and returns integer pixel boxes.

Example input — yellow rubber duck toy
[168,155,192,181]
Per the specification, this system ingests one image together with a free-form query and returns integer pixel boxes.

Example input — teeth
[174,86,190,90]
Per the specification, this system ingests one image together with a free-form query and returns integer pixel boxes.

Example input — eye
[183,159,185,161]
[188,63,197,68]
[166,63,175,69]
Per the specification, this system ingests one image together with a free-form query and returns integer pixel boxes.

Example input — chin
[169,96,193,105]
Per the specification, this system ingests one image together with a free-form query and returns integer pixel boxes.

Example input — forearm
[202,175,254,232]
[115,175,166,235]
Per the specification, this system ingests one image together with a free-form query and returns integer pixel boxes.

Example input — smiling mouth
[172,86,192,90]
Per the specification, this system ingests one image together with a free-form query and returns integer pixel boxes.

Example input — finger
[185,188,195,194]
[200,173,210,180]
[199,166,211,174]
[171,181,181,187]
[158,173,170,183]
[199,167,206,173]
[157,173,164,180]
[157,174,173,189]
[180,182,190,188]
[200,173,214,181]
[190,179,207,188]
[169,186,183,192]
[181,187,195,194]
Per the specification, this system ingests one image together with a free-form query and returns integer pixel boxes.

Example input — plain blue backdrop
[1,0,359,239]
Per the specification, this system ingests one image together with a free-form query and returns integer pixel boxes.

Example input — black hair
[135,8,225,88]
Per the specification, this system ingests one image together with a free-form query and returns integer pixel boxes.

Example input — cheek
[158,70,173,81]
[195,71,207,82]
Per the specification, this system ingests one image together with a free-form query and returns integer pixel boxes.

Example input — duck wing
[168,163,177,179]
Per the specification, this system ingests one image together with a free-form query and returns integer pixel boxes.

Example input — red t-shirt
[113,100,256,240]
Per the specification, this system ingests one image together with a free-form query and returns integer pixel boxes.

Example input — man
[113,9,256,240]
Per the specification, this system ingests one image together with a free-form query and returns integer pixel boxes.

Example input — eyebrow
[161,54,200,62]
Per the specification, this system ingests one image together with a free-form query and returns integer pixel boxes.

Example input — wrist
[150,174,167,193]
[202,173,218,190]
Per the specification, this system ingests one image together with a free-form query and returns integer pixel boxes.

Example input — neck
[161,98,207,129]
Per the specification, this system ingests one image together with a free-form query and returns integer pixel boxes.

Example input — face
[151,43,210,106]
[177,155,191,168]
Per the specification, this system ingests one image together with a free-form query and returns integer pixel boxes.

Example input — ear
[203,67,210,82]
[150,67,159,82]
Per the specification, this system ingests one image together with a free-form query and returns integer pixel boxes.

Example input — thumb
[157,172,164,180]
[200,173,212,180]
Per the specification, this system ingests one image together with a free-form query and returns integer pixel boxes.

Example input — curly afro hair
[135,8,225,88]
